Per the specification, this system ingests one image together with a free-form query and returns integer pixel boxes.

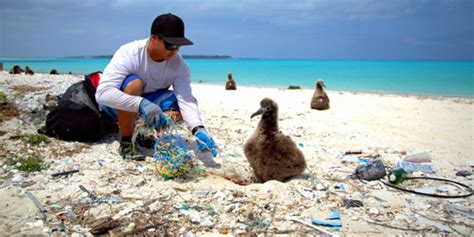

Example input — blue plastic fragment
[359,158,369,164]
[328,211,341,220]
[338,184,345,190]
[312,211,342,227]
[109,197,120,204]
[97,159,107,166]
[311,219,342,227]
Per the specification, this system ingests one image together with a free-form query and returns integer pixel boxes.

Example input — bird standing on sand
[24,66,34,75]
[225,72,237,90]
[310,79,330,110]
[9,65,23,74]
[244,98,306,182]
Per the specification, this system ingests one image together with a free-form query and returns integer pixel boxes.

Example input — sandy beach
[0,72,472,236]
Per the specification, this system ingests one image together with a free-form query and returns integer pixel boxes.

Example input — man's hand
[194,127,217,157]
[138,99,171,129]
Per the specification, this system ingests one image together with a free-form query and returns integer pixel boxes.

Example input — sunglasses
[157,36,180,51]
[164,41,180,51]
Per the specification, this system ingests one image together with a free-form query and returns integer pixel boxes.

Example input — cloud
[439,0,463,8]
[165,0,431,27]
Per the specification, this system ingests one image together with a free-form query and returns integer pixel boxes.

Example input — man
[96,13,217,160]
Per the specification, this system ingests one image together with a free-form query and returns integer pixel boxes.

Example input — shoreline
[2,71,472,100]
[2,57,473,99]
[194,81,474,101]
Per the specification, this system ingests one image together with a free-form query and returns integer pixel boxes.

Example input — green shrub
[5,156,17,166]
[22,134,50,145]
[16,153,47,172]
[0,92,6,104]
[288,85,301,89]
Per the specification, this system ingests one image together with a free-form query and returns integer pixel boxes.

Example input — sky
[0,0,473,60]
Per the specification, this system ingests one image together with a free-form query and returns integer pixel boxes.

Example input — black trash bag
[38,73,117,142]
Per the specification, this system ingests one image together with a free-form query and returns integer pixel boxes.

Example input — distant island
[183,55,232,59]
[65,55,232,59]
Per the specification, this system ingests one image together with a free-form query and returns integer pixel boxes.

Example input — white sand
[0,72,473,235]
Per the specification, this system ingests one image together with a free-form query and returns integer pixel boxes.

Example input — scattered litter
[352,159,386,181]
[455,170,472,177]
[358,158,368,164]
[308,174,328,191]
[97,159,107,166]
[79,184,97,200]
[89,217,121,235]
[415,215,453,233]
[224,203,239,212]
[121,222,136,233]
[341,155,359,163]
[343,199,363,208]
[26,220,44,229]
[337,184,345,190]
[328,211,340,220]
[442,204,474,219]
[286,216,339,237]
[435,185,457,192]
[295,185,315,199]
[403,152,432,163]
[396,160,435,173]
[154,132,194,179]
[382,176,473,198]
[466,160,474,167]
[368,207,379,215]
[51,169,79,178]
[341,154,368,164]
[26,192,48,220]
[311,211,342,227]
[193,189,210,196]
[388,169,407,184]
[135,163,146,172]
[345,149,363,155]
[200,216,215,228]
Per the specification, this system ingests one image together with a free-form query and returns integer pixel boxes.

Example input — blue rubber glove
[138,99,171,129]
[194,127,217,157]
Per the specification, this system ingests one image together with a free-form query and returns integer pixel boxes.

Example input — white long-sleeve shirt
[95,38,203,129]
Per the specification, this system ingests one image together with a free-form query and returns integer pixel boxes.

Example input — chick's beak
[250,107,264,119]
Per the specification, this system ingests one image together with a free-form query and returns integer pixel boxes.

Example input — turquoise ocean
[1,58,473,97]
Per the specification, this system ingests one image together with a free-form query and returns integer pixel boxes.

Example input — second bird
[310,79,330,110]
[225,72,237,90]
[244,98,307,183]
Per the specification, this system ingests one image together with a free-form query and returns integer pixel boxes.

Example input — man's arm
[95,47,142,112]
[172,61,203,130]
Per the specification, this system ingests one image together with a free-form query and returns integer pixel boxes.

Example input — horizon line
[0,55,473,61]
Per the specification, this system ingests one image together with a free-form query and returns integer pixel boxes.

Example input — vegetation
[0,91,6,104]
[22,133,50,145]
[288,85,301,89]
[8,153,48,172]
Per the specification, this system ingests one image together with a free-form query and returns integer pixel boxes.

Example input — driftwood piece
[89,217,121,235]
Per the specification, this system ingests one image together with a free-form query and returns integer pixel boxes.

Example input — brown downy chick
[25,66,34,75]
[310,79,330,110]
[225,72,237,90]
[244,98,306,182]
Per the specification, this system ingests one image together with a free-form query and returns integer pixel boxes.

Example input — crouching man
[96,13,216,160]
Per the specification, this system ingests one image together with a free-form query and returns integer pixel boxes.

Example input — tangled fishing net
[153,126,196,180]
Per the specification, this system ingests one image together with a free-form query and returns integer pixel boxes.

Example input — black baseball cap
[151,13,193,46]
